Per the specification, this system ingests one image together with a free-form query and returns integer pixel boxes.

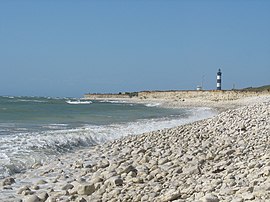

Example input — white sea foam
[0,153,10,165]
[145,103,161,107]
[17,99,48,103]
[99,100,127,104]
[42,124,69,130]
[66,100,92,105]
[2,96,14,99]
[0,153,11,178]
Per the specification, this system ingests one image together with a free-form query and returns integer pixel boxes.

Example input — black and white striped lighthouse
[217,69,222,90]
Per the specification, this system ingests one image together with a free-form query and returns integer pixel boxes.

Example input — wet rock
[1,177,15,186]
[32,163,43,169]
[73,161,84,169]
[22,190,36,196]
[36,180,47,185]
[17,186,30,194]
[61,183,74,190]
[37,192,49,202]
[31,185,40,190]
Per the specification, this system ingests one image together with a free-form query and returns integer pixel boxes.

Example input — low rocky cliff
[138,90,270,101]
[84,94,130,99]
[84,90,270,101]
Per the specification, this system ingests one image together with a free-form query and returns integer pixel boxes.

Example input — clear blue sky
[0,0,269,97]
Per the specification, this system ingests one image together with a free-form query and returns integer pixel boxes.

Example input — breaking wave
[0,107,216,178]
[145,103,161,107]
[66,100,92,105]
[99,100,128,104]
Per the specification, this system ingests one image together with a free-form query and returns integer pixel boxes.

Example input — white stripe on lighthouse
[217,75,221,80]
[217,83,221,87]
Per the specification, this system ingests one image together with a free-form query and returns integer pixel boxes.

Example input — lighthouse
[217,69,222,90]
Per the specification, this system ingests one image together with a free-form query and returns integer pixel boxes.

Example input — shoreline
[1,95,269,201]
[85,93,270,112]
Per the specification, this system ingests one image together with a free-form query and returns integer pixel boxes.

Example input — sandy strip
[0,95,269,202]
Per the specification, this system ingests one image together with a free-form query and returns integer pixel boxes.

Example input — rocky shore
[1,99,269,202]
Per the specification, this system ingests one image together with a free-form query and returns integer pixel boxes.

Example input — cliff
[137,90,270,101]
[84,90,270,101]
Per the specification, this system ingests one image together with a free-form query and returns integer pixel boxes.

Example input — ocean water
[0,96,216,178]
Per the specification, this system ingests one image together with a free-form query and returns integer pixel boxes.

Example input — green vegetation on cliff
[125,92,139,98]
[242,85,270,92]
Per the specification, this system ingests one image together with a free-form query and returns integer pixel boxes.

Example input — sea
[0,96,216,179]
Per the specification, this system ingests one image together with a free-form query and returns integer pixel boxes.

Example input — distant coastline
[84,89,270,102]
[84,86,270,100]
[84,89,270,112]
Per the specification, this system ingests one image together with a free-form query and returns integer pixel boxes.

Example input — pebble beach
[1,95,270,202]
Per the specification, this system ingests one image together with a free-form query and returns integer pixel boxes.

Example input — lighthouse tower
[217,69,222,90]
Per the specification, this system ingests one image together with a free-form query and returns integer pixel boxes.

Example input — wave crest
[0,107,216,178]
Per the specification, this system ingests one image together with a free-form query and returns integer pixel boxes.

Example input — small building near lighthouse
[217,69,222,90]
